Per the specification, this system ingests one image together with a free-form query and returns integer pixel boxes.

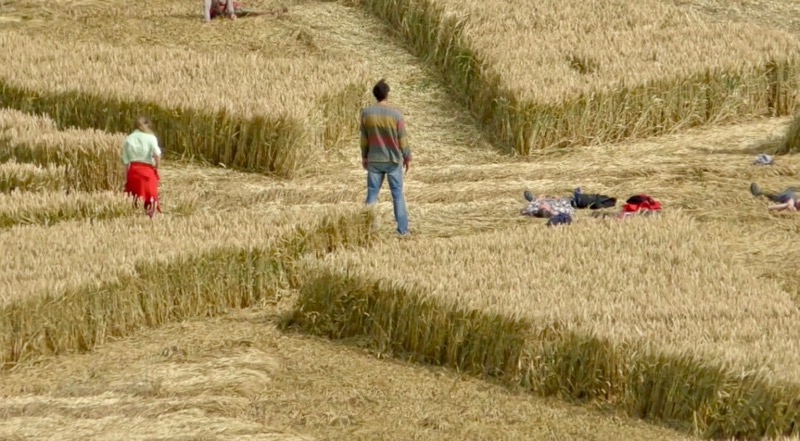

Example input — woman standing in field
[122,116,162,218]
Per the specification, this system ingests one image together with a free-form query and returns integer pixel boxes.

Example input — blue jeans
[365,162,409,235]
[772,188,798,203]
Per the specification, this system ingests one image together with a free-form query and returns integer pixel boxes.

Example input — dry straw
[352,0,800,154]
[0,208,375,367]
[0,310,696,441]
[0,204,366,307]
[0,190,135,229]
[0,30,371,177]
[0,161,67,193]
[307,213,800,383]
[290,270,800,438]
[287,271,799,439]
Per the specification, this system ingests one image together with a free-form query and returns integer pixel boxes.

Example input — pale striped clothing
[521,197,574,218]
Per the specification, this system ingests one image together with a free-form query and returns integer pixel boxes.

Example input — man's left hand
[362,157,368,170]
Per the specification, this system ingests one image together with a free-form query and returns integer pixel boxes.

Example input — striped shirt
[360,103,411,165]
[521,197,575,218]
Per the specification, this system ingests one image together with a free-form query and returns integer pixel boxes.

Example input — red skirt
[125,162,161,218]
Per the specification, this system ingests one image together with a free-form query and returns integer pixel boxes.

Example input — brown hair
[134,116,153,134]
[372,79,390,102]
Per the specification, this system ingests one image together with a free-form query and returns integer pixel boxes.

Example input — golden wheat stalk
[357,0,800,154]
[0,204,375,307]
[0,31,371,177]
[305,212,800,386]
[779,113,800,153]
[290,252,800,439]
[0,109,123,191]
[0,208,375,367]
[0,190,134,229]
[0,161,67,193]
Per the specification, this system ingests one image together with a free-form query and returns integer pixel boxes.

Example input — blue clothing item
[773,188,798,204]
[752,153,774,165]
[365,162,409,235]
[547,212,572,227]
[751,183,797,203]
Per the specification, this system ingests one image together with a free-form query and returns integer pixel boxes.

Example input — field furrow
[0,305,694,441]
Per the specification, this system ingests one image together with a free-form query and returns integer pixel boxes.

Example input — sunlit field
[1,0,799,439]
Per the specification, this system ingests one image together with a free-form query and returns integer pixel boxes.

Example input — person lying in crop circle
[750,183,799,211]
[520,191,575,218]
[204,0,288,22]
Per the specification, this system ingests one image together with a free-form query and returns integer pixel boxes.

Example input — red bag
[622,194,661,212]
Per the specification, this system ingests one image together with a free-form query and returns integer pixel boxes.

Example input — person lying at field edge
[750,183,799,211]
[361,78,412,236]
[520,192,574,226]
[521,187,614,214]
[521,191,574,218]
[122,116,162,219]
[203,0,288,21]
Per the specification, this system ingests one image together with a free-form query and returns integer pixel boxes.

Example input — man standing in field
[360,79,411,236]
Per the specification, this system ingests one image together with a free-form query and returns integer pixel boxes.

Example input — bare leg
[234,6,288,18]
[768,198,798,211]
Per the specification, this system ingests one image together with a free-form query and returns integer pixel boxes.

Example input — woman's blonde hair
[134,116,153,134]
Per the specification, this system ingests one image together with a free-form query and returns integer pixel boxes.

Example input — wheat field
[379,0,800,103]
[1,0,800,439]
[306,213,800,383]
[0,308,693,441]
[0,109,123,191]
[356,0,800,153]
[0,25,372,176]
